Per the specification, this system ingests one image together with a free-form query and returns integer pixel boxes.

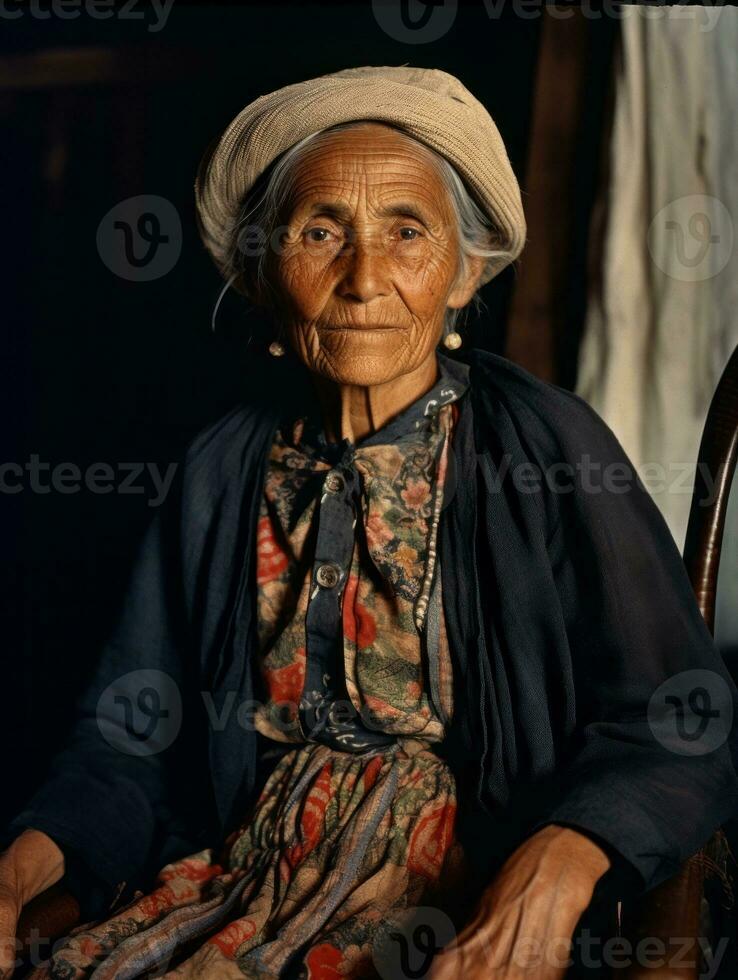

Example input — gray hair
[232,121,512,338]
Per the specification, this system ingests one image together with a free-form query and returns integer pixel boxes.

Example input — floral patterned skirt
[30,738,468,980]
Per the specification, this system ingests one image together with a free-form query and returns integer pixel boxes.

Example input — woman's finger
[0,894,20,980]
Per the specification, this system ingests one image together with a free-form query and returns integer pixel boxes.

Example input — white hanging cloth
[577,4,738,551]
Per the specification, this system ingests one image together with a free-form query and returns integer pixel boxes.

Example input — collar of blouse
[282,352,472,465]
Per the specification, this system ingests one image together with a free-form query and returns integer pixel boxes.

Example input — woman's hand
[0,830,65,979]
[428,824,611,980]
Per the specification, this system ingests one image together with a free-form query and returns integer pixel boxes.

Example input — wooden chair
[616,342,738,980]
[13,349,738,977]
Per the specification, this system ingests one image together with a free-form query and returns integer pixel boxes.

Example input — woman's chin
[317,329,416,385]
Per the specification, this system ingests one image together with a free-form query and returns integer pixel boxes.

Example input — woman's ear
[446,255,486,310]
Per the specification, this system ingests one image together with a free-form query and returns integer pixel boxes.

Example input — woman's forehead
[285,125,451,217]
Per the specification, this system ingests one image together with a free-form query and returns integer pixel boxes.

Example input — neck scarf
[254,358,469,751]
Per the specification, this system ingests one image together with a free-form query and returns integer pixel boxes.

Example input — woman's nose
[335,238,391,303]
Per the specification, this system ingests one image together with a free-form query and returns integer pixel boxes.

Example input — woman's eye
[305,227,332,243]
[398,227,421,241]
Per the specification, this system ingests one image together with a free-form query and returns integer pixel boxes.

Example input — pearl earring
[268,340,285,357]
[443,331,462,350]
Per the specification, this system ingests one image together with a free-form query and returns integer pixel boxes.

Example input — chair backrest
[683,343,738,634]
[616,344,738,980]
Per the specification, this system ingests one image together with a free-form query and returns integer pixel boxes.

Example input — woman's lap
[29,740,463,979]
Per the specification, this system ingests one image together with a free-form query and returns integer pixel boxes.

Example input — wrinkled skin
[269,122,483,444]
[428,825,611,980]
[0,123,611,980]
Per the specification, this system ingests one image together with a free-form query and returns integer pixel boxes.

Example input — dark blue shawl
[8,348,738,916]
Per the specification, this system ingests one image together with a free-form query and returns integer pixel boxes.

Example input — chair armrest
[618,853,705,979]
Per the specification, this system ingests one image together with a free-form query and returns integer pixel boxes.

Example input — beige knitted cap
[195,65,526,291]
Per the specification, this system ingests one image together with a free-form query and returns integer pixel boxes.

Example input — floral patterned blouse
[254,356,470,755]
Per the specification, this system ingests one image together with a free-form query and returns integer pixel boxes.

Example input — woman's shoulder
[466,347,606,426]
[465,347,630,465]
[175,400,280,504]
[184,401,279,462]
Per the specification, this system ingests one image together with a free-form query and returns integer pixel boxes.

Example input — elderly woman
[2,67,737,980]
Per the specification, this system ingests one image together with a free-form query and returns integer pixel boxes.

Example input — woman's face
[270,123,483,387]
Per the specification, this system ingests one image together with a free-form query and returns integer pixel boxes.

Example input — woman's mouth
[318,323,405,332]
